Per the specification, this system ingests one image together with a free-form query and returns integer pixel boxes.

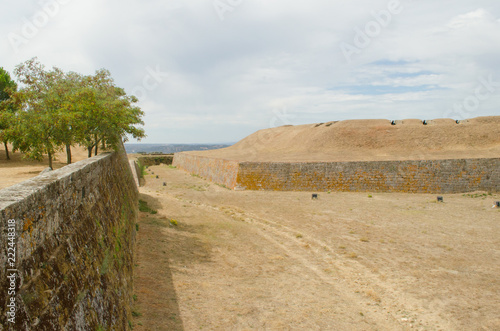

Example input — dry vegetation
[133,165,500,330]
[187,116,500,162]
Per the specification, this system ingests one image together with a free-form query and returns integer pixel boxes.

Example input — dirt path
[133,165,500,330]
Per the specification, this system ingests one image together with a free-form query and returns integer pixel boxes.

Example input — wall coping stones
[0,153,111,210]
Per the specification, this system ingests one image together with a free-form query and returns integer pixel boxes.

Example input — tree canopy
[2,58,146,168]
[0,67,18,159]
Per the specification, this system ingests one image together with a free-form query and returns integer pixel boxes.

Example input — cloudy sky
[2,0,500,143]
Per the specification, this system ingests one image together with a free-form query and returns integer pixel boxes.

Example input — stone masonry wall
[0,149,138,330]
[174,152,499,193]
[173,153,240,189]
[238,158,500,193]
[137,155,173,167]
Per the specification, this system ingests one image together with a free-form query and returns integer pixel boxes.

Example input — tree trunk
[88,146,93,158]
[95,143,98,156]
[66,144,72,164]
[48,151,53,170]
[3,141,9,160]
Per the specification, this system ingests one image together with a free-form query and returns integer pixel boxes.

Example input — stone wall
[0,149,138,330]
[173,153,240,189]
[137,155,173,167]
[173,152,499,193]
[129,160,140,187]
[237,158,500,193]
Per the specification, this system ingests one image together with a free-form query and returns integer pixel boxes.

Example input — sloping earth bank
[186,116,500,162]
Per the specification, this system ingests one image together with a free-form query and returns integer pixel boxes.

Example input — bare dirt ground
[133,164,500,330]
[0,144,93,190]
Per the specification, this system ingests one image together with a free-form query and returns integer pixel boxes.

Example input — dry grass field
[188,116,500,162]
[0,144,102,190]
[133,164,500,330]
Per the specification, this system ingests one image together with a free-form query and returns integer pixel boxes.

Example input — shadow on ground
[133,193,213,330]
[133,193,185,330]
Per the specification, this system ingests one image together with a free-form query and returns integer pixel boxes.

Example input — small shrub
[132,311,142,317]
[135,223,139,232]
[170,219,178,226]
[368,194,373,198]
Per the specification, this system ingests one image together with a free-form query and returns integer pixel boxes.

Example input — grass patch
[167,165,177,169]
[189,185,207,191]
[463,193,488,199]
[139,200,158,214]
[169,219,178,226]
[145,218,168,227]
[132,310,142,317]
[137,160,147,178]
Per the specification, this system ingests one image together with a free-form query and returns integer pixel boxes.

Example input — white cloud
[1,0,500,143]
[447,8,493,29]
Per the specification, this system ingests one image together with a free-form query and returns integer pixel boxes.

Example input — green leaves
[0,67,19,159]
[5,58,146,167]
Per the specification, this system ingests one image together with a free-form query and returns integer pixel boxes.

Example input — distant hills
[124,143,232,154]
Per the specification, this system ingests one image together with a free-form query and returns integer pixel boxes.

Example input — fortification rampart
[173,153,240,189]
[173,152,500,193]
[137,155,173,166]
[0,149,138,330]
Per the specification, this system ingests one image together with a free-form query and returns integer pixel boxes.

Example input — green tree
[77,69,145,157]
[12,59,72,168]
[0,67,18,160]
[10,58,146,168]
[48,70,83,164]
